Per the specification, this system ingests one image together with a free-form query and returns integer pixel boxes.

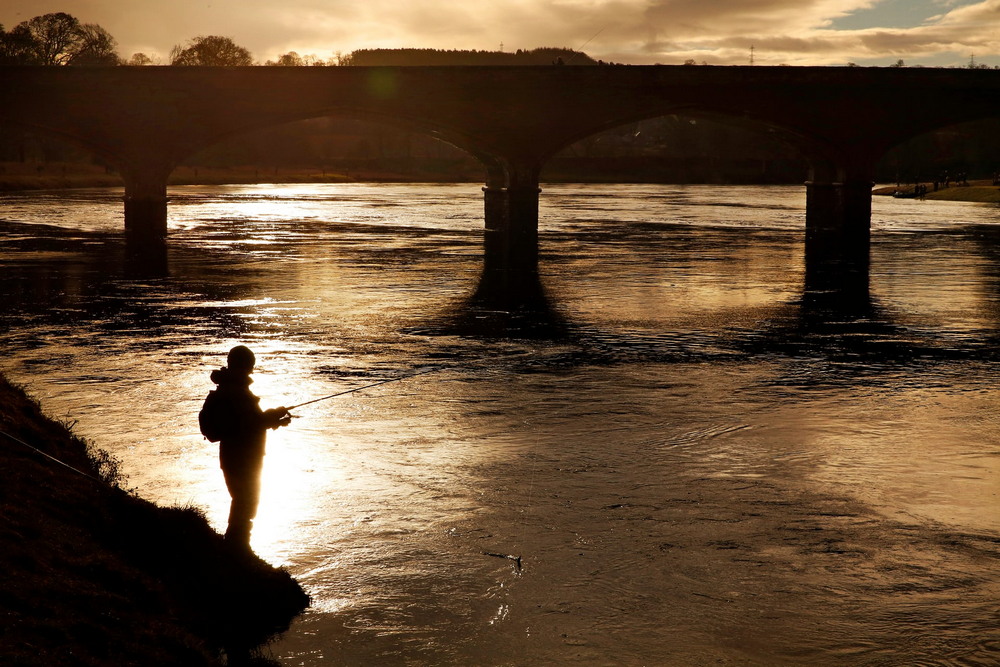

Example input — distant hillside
[344,47,599,66]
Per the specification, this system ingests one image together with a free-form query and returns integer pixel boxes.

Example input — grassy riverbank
[873,180,1000,203]
[0,374,309,666]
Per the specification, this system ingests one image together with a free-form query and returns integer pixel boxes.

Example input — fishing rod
[566,25,606,64]
[283,366,442,412]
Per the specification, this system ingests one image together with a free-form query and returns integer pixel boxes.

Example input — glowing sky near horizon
[1,0,996,67]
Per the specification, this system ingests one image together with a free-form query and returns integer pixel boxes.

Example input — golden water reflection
[1,184,998,664]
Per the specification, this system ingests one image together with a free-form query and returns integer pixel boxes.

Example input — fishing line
[517,419,540,567]
[482,413,539,572]
[280,359,536,570]
[0,429,106,484]
[284,353,536,413]
[483,442,535,572]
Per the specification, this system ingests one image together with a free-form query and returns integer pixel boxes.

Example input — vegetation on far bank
[0,374,309,666]
[873,180,1000,203]
[0,161,490,192]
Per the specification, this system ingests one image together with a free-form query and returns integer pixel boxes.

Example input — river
[1,183,998,665]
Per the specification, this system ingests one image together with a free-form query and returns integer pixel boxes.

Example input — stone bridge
[2,65,999,305]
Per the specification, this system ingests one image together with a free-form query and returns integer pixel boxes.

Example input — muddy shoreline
[0,374,309,666]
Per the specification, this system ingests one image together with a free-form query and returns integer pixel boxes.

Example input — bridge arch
[545,108,814,180]
[879,116,1000,184]
[176,111,486,181]
[0,117,119,168]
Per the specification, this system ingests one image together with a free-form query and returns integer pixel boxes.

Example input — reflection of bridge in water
[3,65,999,307]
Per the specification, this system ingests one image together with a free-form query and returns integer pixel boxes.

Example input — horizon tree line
[4,11,997,69]
[0,12,119,65]
[0,11,596,67]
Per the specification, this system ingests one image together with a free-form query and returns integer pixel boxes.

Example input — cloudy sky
[2,0,998,67]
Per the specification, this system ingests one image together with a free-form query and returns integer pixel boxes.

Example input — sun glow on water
[4,184,1000,665]
[250,427,332,563]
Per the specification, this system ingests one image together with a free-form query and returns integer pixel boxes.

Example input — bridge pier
[473,163,545,309]
[804,161,874,301]
[122,166,170,275]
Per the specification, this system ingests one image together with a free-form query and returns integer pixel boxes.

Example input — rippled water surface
[1,183,999,665]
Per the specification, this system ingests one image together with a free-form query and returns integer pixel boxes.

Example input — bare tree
[127,52,158,66]
[20,12,81,65]
[170,35,254,66]
[300,54,327,66]
[266,51,304,66]
[66,23,121,65]
[0,23,43,64]
[1,13,120,65]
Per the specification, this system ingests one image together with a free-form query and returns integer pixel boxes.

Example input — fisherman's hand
[264,407,292,429]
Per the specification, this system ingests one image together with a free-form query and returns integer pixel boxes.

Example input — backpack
[198,390,233,442]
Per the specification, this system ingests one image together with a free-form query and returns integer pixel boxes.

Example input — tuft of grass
[85,443,133,491]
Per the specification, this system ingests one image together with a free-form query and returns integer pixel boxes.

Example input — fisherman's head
[227,345,256,375]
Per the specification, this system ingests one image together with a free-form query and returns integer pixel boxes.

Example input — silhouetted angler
[203,345,290,548]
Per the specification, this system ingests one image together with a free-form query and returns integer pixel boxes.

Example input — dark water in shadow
[1,183,998,665]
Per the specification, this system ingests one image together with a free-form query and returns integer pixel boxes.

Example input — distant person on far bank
[199,345,290,548]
